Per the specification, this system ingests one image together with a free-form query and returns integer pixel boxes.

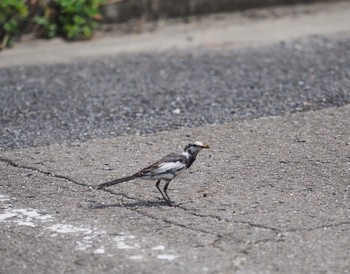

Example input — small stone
[102,164,113,171]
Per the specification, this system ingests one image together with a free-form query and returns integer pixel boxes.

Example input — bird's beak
[201,144,210,149]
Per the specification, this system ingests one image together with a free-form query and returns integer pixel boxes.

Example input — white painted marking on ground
[152,245,166,250]
[157,254,177,261]
[129,255,143,260]
[0,208,52,227]
[0,212,17,221]
[94,247,105,254]
[47,224,92,234]
[233,256,247,267]
[116,241,139,250]
[113,235,140,249]
[76,241,91,251]
[73,231,106,252]
[17,220,36,227]
[13,209,52,220]
[0,205,108,254]
[0,194,10,202]
[46,224,106,252]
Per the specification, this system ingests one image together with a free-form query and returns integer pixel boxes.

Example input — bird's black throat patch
[186,155,196,168]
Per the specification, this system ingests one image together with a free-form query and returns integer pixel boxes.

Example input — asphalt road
[0,1,350,273]
[1,34,349,149]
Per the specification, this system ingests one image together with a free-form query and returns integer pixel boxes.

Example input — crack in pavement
[131,207,219,236]
[211,233,281,253]
[231,219,282,234]
[209,222,350,258]
[175,205,350,235]
[177,205,283,234]
[301,221,350,232]
[231,220,350,234]
[0,156,87,187]
[103,189,149,205]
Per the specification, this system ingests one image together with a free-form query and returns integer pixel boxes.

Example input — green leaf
[4,21,17,33]
[47,24,57,38]
[0,14,5,24]
[34,16,48,26]
[82,26,92,38]
[73,15,85,25]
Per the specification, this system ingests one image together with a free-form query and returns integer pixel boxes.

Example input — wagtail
[97,141,209,205]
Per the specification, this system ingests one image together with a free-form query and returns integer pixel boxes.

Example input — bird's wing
[136,153,187,176]
[158,153,187,163]
[155,161,187,174]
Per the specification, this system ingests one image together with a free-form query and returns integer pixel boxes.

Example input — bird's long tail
[96,174,138,190]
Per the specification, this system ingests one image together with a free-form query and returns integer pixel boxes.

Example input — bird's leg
[155,180,170,204]
[163,181,172,205]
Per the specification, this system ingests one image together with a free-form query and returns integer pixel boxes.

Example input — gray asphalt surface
[1,34,349,149]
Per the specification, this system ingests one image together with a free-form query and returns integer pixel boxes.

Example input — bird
[96,141,210,205]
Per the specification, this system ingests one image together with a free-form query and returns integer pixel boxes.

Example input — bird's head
[184,141,210,155]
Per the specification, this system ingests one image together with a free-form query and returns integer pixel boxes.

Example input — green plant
[35,0,104,41]
[0,0,29,49]
[34,7,58,39]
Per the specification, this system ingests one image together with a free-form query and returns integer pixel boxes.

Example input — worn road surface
[0,1,349,273]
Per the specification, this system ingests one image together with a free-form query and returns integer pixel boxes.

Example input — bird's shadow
[89,199,174,209]
[92,188,180,209]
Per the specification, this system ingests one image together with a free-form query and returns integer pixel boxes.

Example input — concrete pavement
[1,105,349,273]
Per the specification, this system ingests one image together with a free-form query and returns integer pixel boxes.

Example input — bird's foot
[156,197,177,207]
[166,201,173,207]
[166,200,182,207]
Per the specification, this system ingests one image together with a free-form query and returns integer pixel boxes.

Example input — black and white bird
[96,141,210,205]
